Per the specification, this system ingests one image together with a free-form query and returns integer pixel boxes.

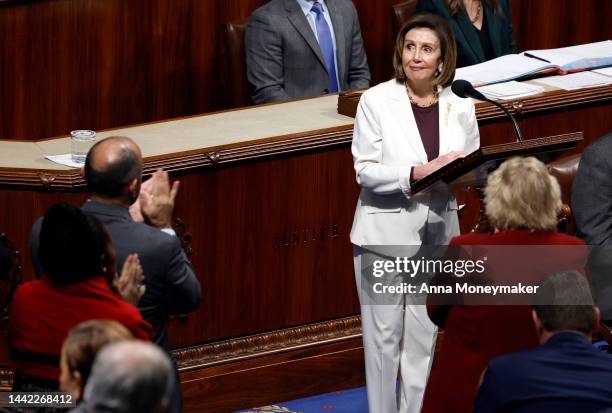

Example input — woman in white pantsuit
[350,13,480,413]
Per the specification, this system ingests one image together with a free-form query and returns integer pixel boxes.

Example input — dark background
[0,0,610,140]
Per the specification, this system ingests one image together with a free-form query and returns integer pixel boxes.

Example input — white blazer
[350,79,480,246]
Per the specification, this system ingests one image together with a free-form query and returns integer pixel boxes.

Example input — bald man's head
[81,340,174,413]
[84,137,143,203]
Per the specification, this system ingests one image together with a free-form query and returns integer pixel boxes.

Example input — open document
[532,71,612,90]
[523,40,612,72]
[455,40,612,86]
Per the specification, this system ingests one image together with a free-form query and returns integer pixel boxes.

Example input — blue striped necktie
[311,1,339,92]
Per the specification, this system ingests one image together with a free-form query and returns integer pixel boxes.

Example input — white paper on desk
[45,154,83,168]
[523,41,612,71]
[593,67,612,78]
[533,71,612,90]
[454,54,554,86]
[476,81,544,100]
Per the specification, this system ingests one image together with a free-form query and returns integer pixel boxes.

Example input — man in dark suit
[80,137,201,352]
[31,136,200,413]
[572,132,612,246]
[245,0,370,104]
[474,271,612,413]
[572,131,612,321]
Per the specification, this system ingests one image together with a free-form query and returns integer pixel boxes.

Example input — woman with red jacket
[9,203,151,391]
[422,157,587,413]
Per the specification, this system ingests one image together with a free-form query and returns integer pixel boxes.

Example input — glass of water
[70,130,96,163]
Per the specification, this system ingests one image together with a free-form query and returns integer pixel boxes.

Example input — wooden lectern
[410,132,583,233]
[411,132,583,194]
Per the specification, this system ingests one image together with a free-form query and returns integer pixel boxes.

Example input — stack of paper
[522,41,612,72]
[454,54,554,86]
[454,40,612,86]
[593,67,612,78]
[476,81,545,100]
[532,71,612,90]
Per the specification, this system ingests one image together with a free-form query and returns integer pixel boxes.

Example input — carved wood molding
[475,85,612,122]
[0,127,353,190]
[173,217,193,260]
[0,316,362,386]
[338,84,612,120]
[172,315,362,372]
[0,368,12,391]
[3,84,607,190]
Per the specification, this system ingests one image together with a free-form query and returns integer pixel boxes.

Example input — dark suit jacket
[572,132,612,321]
[416,0,516,68]
[245,0,370,104]
[81,201,201,351]
[475,332,612,413]
[572,132,612,246]
[31,201,201,352]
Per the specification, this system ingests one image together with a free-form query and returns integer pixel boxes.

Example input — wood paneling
[0,0,609,140]
[180,338,365,413]
[0,86,609,345]
[0,86,609,410]
[511,0,612,51]
[0,144,362,347]
[0,0,265,140]
[457,102,612,233]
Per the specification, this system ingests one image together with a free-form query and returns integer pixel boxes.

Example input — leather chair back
[391,0,418,42]
[547,153,581,235]
[220,19,251,108]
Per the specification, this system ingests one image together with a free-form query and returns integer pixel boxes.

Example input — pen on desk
[524,53,551,63]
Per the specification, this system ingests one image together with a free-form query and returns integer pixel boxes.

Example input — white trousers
[354,246,437,413]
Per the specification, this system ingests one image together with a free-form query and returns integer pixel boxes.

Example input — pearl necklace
[405,82,438,108]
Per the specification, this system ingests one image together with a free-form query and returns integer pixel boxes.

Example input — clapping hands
[114,253,145,306]
[129,169,180,229]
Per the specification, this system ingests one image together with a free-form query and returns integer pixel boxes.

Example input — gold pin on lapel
[444,102,452,127]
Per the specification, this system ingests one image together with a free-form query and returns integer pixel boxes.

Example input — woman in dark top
[416,0,516,67]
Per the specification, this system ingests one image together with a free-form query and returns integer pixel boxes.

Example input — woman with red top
[8,203,151,391]
[421,156,587,413]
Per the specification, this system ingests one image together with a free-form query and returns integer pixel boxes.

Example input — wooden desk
[0,85,610,412]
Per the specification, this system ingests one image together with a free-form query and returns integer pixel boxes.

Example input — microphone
[451,79,523,142]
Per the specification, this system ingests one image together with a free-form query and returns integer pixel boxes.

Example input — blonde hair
[484,157,561,231]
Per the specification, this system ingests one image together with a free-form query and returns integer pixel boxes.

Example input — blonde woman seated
[422,156,586,413]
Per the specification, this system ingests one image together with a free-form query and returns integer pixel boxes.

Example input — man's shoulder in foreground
[477,332,612,412]
[584,131,612,153]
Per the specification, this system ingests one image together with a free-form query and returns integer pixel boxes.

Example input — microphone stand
[479,96,524,143]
